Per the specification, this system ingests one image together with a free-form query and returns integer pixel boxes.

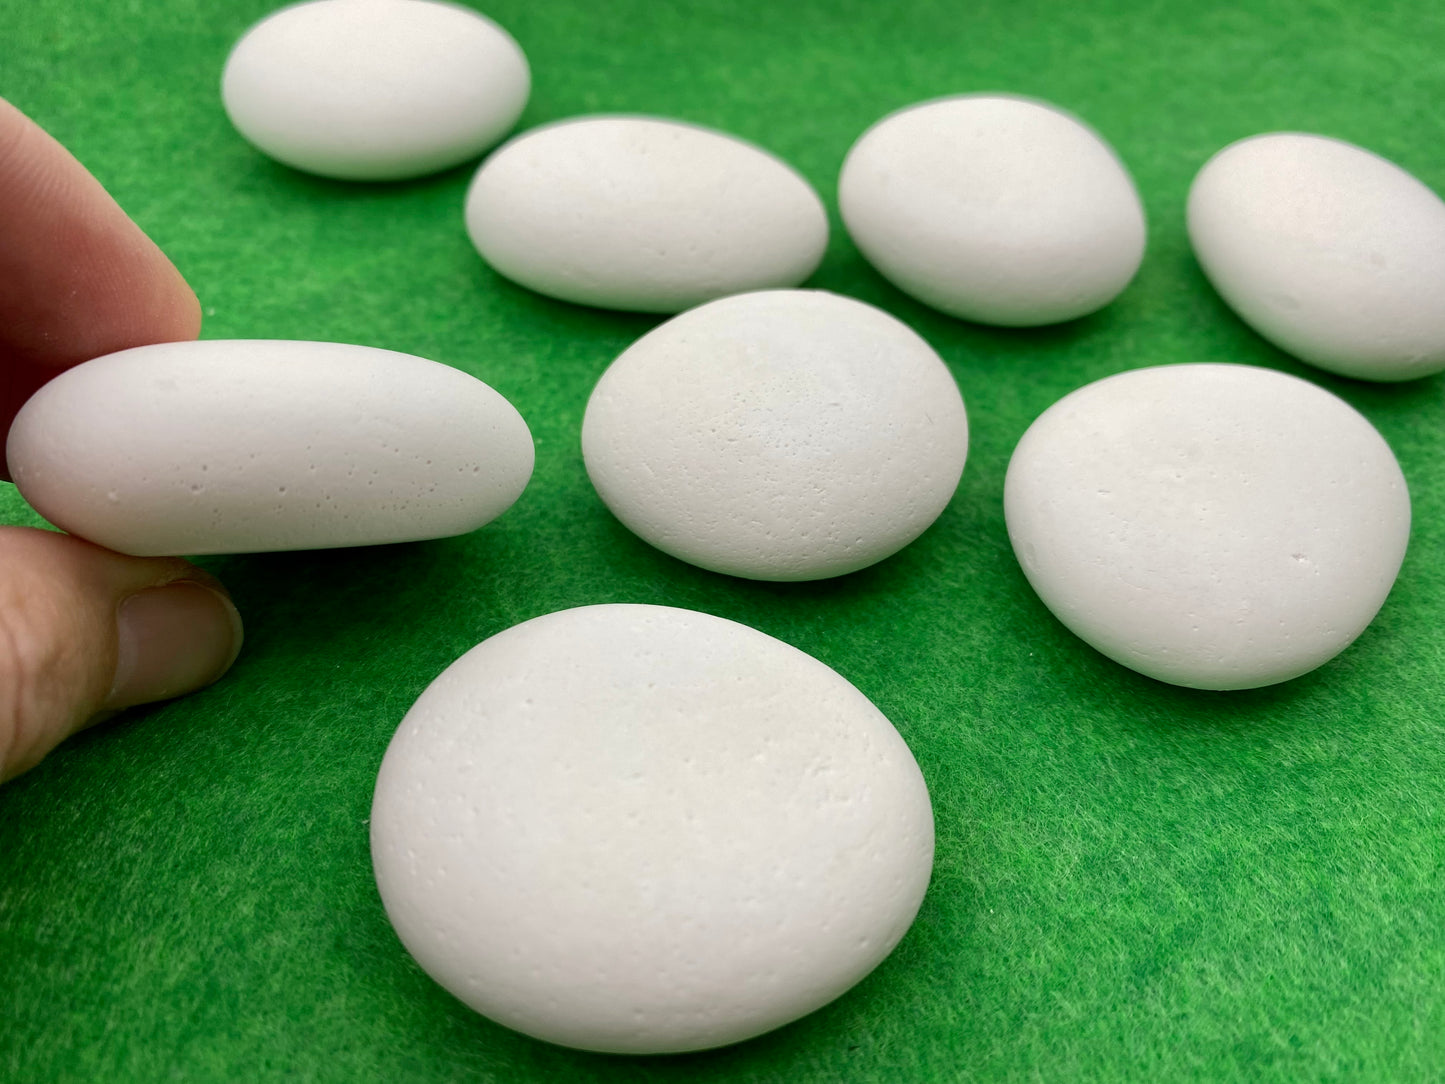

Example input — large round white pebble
[222,0,529,181]
[6,340,534,555]
[581,290,969,580]
[839,94,1146,326]
[1188,132,1445,381]
[1004,364,1410,690]
[464,116,828,312]
[370,603,935,1054]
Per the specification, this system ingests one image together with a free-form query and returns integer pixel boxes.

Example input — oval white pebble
[370,603,935,1054]
[464,115,829,312]
[6,340,534,555]
[839,94,1146,326]
[581,290,969,580]
[1003,364,1410,690]
[222,0,529,181]
[1188,132,1445,381]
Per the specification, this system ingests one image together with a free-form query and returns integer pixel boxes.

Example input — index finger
[0,97,202,480]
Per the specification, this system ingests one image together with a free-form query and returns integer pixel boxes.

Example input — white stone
[464,115,828,312]
[581,290,969,580]
[1003,363,1410,690]
[222,0,529,181]
[839,94,1146,327]
[6,340,534,555]
[370,603,935,1054]
[1188,132,1445,381]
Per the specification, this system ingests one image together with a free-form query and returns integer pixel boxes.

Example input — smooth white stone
[839,94,1146,326]
[222,0,529,181]
[1188,132,1445,381]
[1003,363,1410,690]
[370,603,935,1054]
[581,290,969,580]
[464,115,828,312]
[7,340,534,555]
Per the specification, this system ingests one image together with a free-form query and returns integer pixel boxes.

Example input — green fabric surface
[4,0,1445,1080]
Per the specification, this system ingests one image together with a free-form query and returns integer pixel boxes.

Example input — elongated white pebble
[582,290,969,580]
[1004,364,1410,690]
[839,94,1146,326]
[370,603,935,1054]
[1188,132,1445,381]
[222,0,529,181]
[464,115,828,312]
[6,340,534,555]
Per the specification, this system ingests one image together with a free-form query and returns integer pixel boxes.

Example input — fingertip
[107,580,244,712]
[0,97,203,465]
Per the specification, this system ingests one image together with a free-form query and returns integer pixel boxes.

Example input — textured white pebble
[1188,132,1445,381]
[839,94,1146,326]
[222,0,529,181]
[464,115,828,312]
[581,290,969,580]
[7,340,533,555]
[1003,363,1410,690]
[370,603,935,1054]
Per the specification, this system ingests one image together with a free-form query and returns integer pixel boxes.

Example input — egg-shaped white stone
[370,603,935,1054]
[222,0,529,181]
[581,290,969,580]
[1188,132,1445,381]
[1003,363,1410,690]
[7,340,534,555]
[464,115,829,312]
[839,94,1146,326]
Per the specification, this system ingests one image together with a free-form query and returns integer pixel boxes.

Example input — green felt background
[4,0,1445,1080]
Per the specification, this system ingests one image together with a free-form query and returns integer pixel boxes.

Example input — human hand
[0,98,243,782]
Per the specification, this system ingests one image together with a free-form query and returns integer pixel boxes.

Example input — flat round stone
[839,94,1146,326]
[581,290,969,580]
[6,340,533,555]
[1004,363,1410,689]
[1188,132,1445,381]
[370,604,935,1053]
[464,115,828,312]
[222,0,529,181]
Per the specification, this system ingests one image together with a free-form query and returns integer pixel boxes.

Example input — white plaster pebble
[464,115,828,312]
[370,603,935,1054]
[1003,363,1410,690]
[6,340,534,555]
[1188,132,1445,381]
[222,0,529,181]
[839,94,1146,326]
[581,290,969,580]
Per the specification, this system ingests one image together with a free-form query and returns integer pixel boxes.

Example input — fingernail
[108,581,244,710]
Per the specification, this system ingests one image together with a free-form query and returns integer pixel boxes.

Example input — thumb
[0,526,243,783]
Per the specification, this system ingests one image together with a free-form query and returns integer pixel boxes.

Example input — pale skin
[0,98,243,782]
